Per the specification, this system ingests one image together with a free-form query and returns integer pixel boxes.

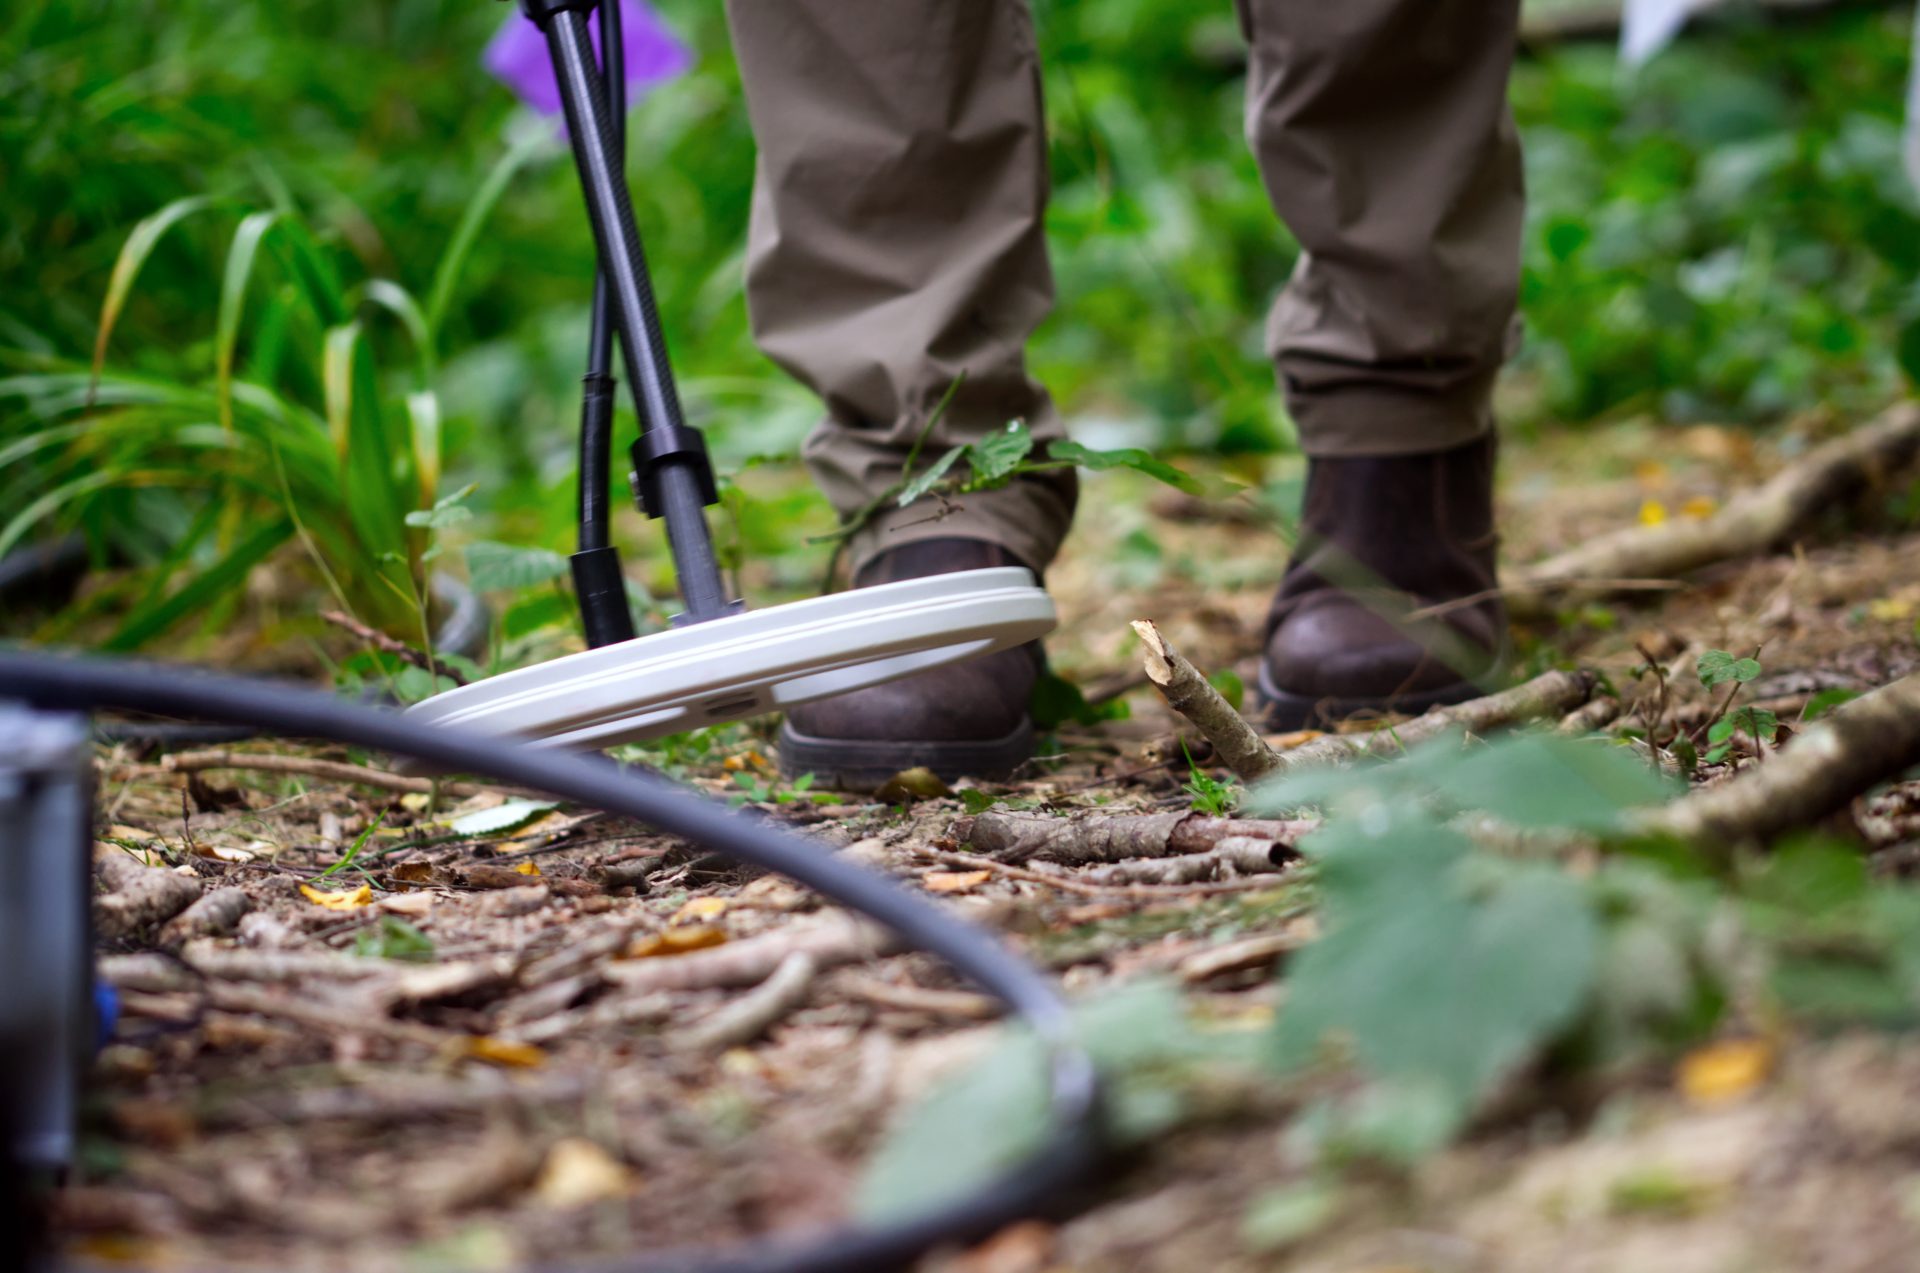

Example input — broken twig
[1132,619,1284,782]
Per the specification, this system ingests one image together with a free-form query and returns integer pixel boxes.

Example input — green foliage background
[2,0,1917,635]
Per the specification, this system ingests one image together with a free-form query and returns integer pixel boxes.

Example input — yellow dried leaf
[1633,459,1670,489]
[400,792,433,813]
[1638,499,1668,527]
[299,883,373,911]
[722,749,770,773]
[923,869,991,894]
[1679,1038,1772,1106]
[514,860,542,876]
[672,896,728,925]
[533,1137,631,1207]
[1680,495,1718,520]
[467,1035,547,1068]
[1869,595,1916,622]
[626,925,727,958]
[1268,729,1325,751]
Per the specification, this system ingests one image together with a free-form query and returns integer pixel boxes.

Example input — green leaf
[105,516,294,651]
[425,128,553,341]
[1241,1180,1341,1252]
[92,195,217,385]
[1696,649,1761,688]
[896,445,965,507]
[1441,735,1681,831]
[1272,807,1600,1120]
[214,210,284,433]
[957,422,1035,490]
[1028,668,1128,730]
[466,541,569,593]
[1208,668,1245,712]
[1048,439,1205,495]
[1897,315,1920,391]
[1802,688,1860,721]
[352,916,436,963]
[858,982,1238,1220]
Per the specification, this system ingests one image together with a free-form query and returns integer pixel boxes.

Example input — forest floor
[55,412,1920,1273]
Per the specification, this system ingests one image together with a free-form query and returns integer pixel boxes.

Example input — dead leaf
[1680,495,1718,520]
[514,861,542,876]
[923,870,991,894]
[1679,1038,1772,1107]
[391,860,440,885]
[1638,499,1668,527]
[379,892,436,917]
[722,749,771,773]
[466,1036,547,1068]
[1266,729,1325,751]
[626,926,727,958]
[533,1138,632,1207]
[875,766,952,803]
[672,896,728,925]
[1633,459,1670,489]
[299,883,373,911]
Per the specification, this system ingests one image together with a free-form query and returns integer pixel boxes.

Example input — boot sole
[1254,661,1491,732]
[776,718,1035,794]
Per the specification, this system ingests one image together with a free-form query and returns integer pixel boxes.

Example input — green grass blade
[91,195,216,392]
[215,210,284,433]
[105,514,294,650]
[322,320,364,461]
[425,129,552,343]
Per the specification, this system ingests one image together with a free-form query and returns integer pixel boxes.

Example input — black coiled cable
[0,650,1104,1273]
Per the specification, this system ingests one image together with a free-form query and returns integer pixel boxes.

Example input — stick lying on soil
[154,749,511,798]
[1637,669,1920,853]
[677,952,818,1052]
[1133,620,1284,782]
[602,913,899,994]
[1507,401,1920,617]
[961,809,1313,865]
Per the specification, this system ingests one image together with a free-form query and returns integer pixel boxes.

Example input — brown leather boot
[1259,435,1507,730]
[778,539,1041,791]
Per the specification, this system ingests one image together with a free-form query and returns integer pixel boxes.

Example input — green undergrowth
[861,723,1920,1245]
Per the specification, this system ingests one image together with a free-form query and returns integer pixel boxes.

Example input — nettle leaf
[1696,649,1762,688]
[1048,439,1206,495]
[896,445,965,507]
[1029,668,1129,730]
[958,422,1035,491]
[1441,735,1680,831]
[1272,806,1600,1126]
[857,982,1249,1221]
[465,540,569,592]
[1708,707,1779,746]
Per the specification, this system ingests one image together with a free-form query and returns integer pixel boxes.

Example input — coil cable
[0,649,1105,1273]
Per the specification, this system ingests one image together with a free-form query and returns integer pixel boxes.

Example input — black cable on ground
[0,649,1105,1273]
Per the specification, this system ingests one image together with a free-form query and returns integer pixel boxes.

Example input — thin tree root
[1507,402,1920,617]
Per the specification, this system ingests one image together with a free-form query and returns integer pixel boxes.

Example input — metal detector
[409,0,1055,749]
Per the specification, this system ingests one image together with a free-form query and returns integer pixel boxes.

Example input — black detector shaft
[522,0,733,627]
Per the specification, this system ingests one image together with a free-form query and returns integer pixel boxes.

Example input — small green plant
[314,813,385,881]
[1182,741,1237,816]
[1695,648,1776,765]
[729,770,836,807]
[351,916,436,963]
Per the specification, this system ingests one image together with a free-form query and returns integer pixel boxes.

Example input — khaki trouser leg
[1238,0,1526,457]
[723,0,1075,577]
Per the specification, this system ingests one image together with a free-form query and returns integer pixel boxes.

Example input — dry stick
[835,974,1002,1021]
[677,952,818,1052]
[1075,837,1297,887]
[153,750,519,799]
[320,610,466,685]
[602,914,900,994]
[1133,619,1285,782]
[1556,696,1623,736]
[1505,401,1920,619]
[1269,669,1598,771]
[1636,670,1920,854]
[918,846,1294,898]
[93,853,204,939]
[961,808,1312,865]
[157,887,253,947]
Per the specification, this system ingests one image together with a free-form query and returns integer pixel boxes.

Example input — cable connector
[569,546,639,648]
[629,424,720,519]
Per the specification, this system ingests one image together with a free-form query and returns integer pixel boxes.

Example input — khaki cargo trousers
[724,0,1525,576]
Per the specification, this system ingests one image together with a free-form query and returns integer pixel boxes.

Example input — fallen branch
[836,974,1001,1021]
[154,749,512,798]
[1074,837,1297,886]
[1132,620,1284,782]
[1636,670,1920,852]
[1177,928,1312,984]
[960,809,1312,865]
[321,610,465,685]
[157,887,252,946]
[1508,402,1920,617]
[601,913,898,994]
[1263,669,1597,773]
[917,846,1298,898]
[677,952,818,1052]
[94,853,203,940]
[1557,696,1623,736]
